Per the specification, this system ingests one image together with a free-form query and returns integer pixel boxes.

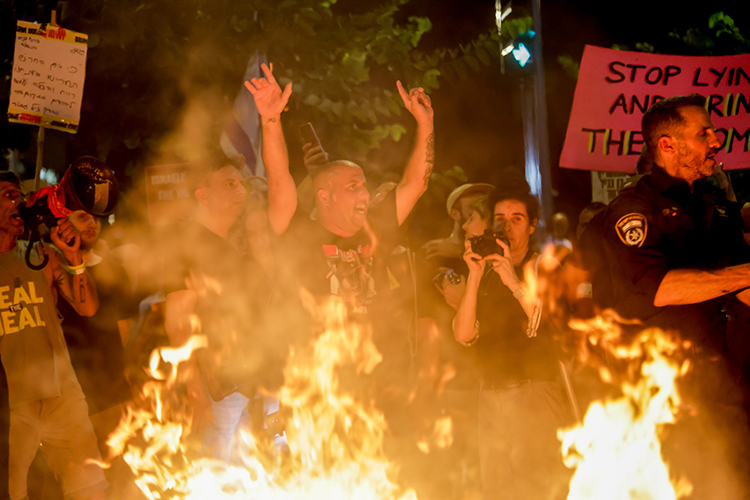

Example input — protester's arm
[395,81,435,226]
[422,235,464,260]
[46,219,98,317]
[654,264,750,307]
[453,243,485,344]
[245,63,296,235]
[165,288,214,433]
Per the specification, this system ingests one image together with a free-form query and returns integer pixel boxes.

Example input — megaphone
[19,156,119,269]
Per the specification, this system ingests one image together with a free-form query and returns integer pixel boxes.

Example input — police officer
[599,94,750,350]
[596,94,750,499]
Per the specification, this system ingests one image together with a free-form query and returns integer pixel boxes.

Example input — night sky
[390,0,748,225]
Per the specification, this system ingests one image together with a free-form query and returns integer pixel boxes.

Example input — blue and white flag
[221,52,267,178]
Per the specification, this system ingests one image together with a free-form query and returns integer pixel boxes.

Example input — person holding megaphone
[0,156,119,500]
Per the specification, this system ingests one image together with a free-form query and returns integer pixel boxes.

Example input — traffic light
[505,29,536,74]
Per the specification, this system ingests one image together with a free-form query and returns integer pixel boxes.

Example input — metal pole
[531,0,553,228]
[34,126,45,190]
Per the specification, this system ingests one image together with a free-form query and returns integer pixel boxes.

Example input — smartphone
[298,122,324,153]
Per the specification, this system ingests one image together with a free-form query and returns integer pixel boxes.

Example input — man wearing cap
[0,171,107,500]
[422,183,494,261]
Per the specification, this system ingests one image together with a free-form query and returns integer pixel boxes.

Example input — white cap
[445,183,494,215]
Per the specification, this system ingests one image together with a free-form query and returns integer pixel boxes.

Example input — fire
[106,299,418,500]
[560,317,693,500]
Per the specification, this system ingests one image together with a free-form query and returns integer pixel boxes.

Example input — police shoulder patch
[615,213,647,248]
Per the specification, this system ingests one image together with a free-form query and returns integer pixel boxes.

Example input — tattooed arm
[395,81,435,226]
[45,218,98,317]
[245,63,296,235]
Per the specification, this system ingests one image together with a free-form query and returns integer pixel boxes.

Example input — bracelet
[513,287,524,299]
[65,262,86,275]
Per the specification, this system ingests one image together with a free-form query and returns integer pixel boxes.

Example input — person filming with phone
[453,175,571,500]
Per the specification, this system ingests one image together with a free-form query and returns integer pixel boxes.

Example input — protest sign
[560,45,750,172]
[144,164,192,225]
[7,21,88,133]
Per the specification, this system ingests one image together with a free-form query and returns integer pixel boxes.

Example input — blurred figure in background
[163,155,270,462]
[52,210,136,451]
[422,183,494,265]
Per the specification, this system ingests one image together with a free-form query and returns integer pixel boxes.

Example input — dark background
[1,0,747,234]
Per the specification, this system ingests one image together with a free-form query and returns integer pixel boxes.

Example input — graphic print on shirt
[0,281,47,335]
[323,243,376,314]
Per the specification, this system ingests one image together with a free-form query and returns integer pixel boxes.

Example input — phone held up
[298,122,324,153]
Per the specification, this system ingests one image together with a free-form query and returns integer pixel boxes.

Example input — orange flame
[560,317,692,500]
[107,299,418,500]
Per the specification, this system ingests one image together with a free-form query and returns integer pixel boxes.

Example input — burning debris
[104,300,418,500]
[561,316,693,500]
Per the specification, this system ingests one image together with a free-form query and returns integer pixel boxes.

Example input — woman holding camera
[453,181,571,500]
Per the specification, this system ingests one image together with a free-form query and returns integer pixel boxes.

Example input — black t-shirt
[278,190,400,317]
[474,253,560,386]
[164,222,271,394]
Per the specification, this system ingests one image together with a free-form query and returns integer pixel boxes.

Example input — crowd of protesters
[1,61,750,500]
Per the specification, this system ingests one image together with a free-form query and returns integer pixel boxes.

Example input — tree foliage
[1,0,502,182]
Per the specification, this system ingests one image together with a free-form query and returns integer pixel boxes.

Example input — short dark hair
[191,153,244,191]
[641,94,706,157]
[487,171,539,223]
[0,171,21,187]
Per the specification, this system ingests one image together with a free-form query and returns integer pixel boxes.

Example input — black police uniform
[600,164,750,356]
[593,164,750,500]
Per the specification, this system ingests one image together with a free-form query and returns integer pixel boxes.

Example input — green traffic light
[512,43,531,67]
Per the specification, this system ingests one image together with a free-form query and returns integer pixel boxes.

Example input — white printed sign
[7,21,88,133]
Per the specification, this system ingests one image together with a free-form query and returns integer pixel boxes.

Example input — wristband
[512,287,524,299]
[65,262,86,275]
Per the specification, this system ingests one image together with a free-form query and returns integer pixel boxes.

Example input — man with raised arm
[0,171,107,500]
[245,63,434,315]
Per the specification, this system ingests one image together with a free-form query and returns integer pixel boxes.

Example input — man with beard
[594,94,750,499]
[598,94,750,355]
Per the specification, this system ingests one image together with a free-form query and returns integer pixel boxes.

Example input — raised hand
[245,63,293,119]
[396,80,434,125]
[302,143,329,174]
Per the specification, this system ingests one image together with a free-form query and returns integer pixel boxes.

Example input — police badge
[615,213,647,248]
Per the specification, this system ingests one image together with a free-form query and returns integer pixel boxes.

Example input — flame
[416,416,454,454]
[560,317,693,500]
[107,299,417,500]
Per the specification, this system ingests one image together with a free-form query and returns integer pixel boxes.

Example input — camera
[469,229,510,257]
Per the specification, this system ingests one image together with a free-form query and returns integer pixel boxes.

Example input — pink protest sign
[560,45,750,172]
